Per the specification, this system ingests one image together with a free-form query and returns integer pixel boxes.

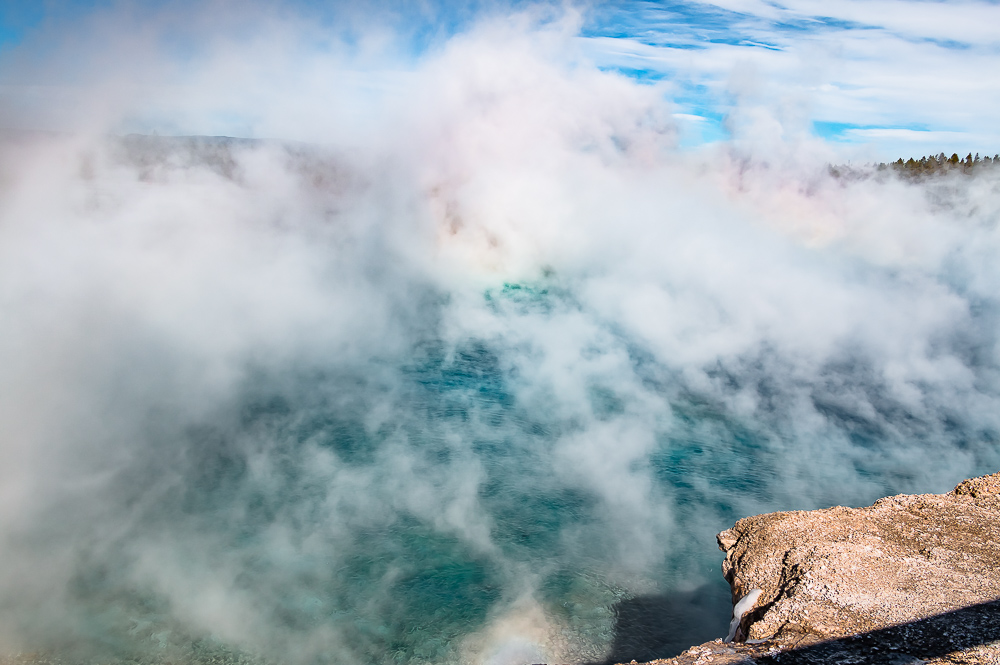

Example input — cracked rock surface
[618,473,1000,665]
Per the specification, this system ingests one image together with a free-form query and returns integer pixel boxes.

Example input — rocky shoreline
[623,473,1000,665]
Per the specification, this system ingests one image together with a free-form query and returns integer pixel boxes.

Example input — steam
[1,3,1000,664]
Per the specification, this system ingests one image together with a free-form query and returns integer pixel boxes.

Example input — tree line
[828,151,1000,181]
[876,152,999,177]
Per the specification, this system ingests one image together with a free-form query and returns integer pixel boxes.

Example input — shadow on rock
[757,599,1000,664]
[590,583,732,665]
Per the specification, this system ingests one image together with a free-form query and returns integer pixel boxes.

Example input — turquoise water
[32,277,998,665]
[5,133,1000,665]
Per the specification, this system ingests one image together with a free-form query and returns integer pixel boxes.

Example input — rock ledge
[626,473,1000,665]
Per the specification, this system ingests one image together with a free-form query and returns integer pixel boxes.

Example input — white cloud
[580,1,1000,158]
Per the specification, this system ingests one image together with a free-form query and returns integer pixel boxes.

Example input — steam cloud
[1,4,999,664]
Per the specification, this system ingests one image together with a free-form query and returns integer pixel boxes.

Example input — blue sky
[582,0,1000,156]
[1,0,998,159]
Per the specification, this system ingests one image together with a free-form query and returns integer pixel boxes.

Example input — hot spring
[2,9,1000,664]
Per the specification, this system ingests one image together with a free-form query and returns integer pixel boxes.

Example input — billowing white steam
[1,5,999,664]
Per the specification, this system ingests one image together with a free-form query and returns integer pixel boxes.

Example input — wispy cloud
[583,0,1000,157]
[2,0,998,156]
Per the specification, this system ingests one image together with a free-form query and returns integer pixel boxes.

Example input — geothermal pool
[3,132,999,665]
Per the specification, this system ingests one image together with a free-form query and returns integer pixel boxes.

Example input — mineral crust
[618,472,1000,665]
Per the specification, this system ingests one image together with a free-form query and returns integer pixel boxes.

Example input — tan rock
[617,472,1000,665]
[717,472,1000,643]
